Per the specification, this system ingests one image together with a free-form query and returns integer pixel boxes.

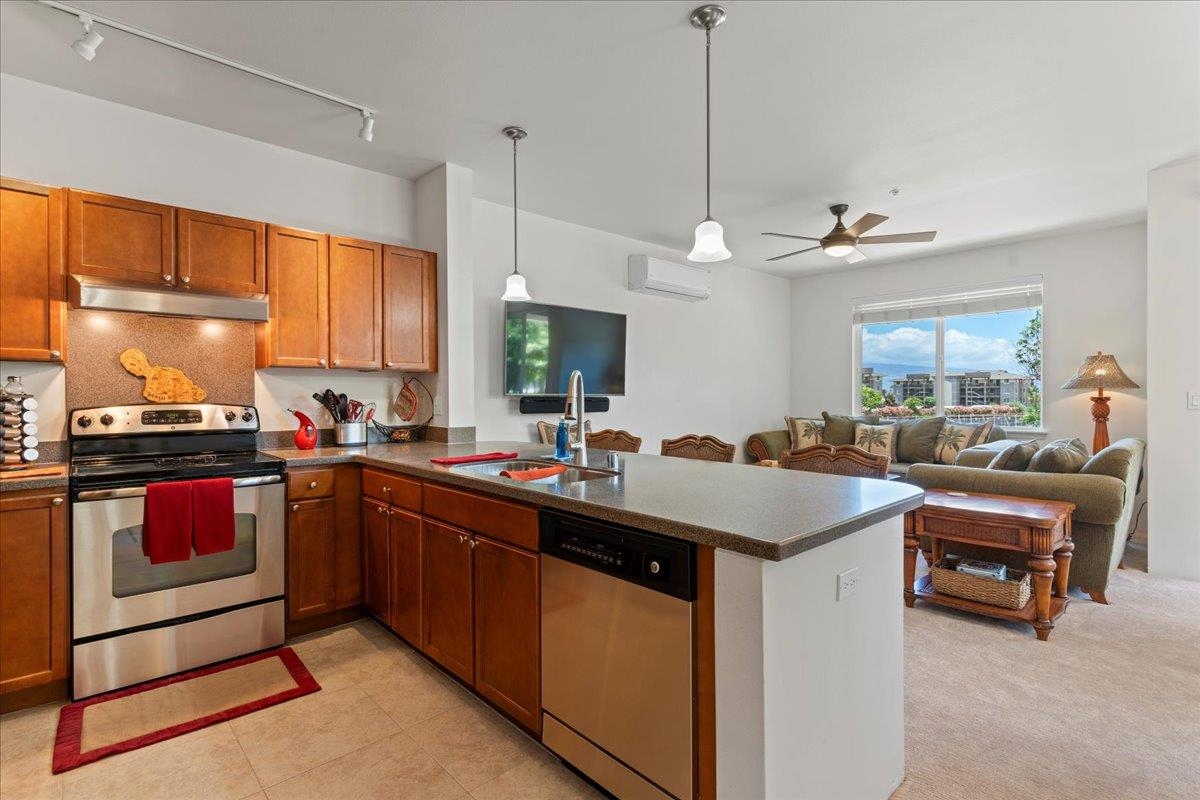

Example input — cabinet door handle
[318,358,327,366]
[308,481,318,489]
[377,505,387,515]
[49,350,61,360]
[291,504,300,512]
[52,497,64,506]
[385,361,394,368]
[180,276,190,284]
[382,486,391,493]
[458,533,467,544]
[162,274,173,282]
[333,359,342,367]
[469,538,476,549]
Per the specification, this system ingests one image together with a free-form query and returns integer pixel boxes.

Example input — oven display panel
[140,409,203,425]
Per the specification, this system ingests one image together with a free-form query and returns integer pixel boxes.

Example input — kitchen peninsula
[267,440,924,799]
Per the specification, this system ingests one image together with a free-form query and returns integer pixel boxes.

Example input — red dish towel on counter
[192,477,236,556]
[429,451,519,466]
[500,464,568,481]
[142,481,194,564]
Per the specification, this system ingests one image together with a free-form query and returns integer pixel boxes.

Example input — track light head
[358,111,375,143]
[71,16,103,62]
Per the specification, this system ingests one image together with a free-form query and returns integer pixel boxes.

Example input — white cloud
[863,325,1017,371]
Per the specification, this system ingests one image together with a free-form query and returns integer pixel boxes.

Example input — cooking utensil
[347,399,363,421]
[323,389,342,422]
[337,393,349,421]
[364,402,377,423]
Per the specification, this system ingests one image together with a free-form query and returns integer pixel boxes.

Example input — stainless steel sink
[449,459,619,484]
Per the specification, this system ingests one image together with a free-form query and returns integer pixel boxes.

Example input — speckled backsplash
[65,309,256,410]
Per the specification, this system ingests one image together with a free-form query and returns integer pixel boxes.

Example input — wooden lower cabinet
[473,535,541,733]
[363,498,392,625]
[286,498,336,620]
[332,464,362,609]
[0,489,68,696]
[421,522,475,683]
[389,508,423,645]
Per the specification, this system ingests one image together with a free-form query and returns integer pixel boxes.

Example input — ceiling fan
[762,204,937,264]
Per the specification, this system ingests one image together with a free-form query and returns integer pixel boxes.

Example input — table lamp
[1061,352,1140,453]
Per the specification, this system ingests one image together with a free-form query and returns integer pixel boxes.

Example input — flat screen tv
[504,301,626,396]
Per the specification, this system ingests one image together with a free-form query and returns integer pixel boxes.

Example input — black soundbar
[518,396,611,415]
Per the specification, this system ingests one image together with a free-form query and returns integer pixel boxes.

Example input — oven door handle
[75,474,283,501]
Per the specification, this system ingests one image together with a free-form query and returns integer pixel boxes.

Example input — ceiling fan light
[823,243,855,258]
[688,218,732,263]
[501,272,531,302]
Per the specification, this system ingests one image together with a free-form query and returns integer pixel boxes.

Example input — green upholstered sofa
[744,422,1007,477]
[906,437,1146,603]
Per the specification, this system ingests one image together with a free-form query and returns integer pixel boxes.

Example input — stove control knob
[224,411,237,422]
[241,410,254,423]
[99,414,114,426]
[648,560,662,576]
[77,415,93,429]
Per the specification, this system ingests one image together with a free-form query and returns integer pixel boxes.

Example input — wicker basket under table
[930,558,1031,610]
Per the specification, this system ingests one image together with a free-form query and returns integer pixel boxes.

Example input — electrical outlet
[836,567,859,601]
[1188,391,1200,411]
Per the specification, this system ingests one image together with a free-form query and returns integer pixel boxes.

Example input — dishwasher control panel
[540,510,695,601]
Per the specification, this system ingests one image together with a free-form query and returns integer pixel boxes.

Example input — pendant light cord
[705,26,712,220]
[512,136,519,276]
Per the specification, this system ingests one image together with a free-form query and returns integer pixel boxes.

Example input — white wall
[1146,157,1200,581]
[1,75,417,433]
[471,199,792,457]
[789,222,1149,450]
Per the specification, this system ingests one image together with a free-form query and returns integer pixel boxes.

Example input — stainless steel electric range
[68,403,285,699]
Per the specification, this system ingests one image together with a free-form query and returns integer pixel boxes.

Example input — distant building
[894,373,936,402]
[861,367,884,391]
[947,370,1033,406]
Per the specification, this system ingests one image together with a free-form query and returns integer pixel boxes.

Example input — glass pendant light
[687,5,731,263]
[501,126,532,301]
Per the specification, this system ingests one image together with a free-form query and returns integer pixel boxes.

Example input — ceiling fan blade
[844,248,867,264]
[845,213,888,237]
[762,232,821,241]
[857,231,937,244]
[766,246,821,262]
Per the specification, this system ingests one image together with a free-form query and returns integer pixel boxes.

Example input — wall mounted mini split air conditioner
[627,255,712,302]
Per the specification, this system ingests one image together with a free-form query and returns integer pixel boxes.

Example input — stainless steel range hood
[68,275,269,322]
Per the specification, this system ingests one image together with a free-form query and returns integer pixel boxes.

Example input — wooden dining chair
[535,419,590,445]
[660,434,736,463]
[586,429,643,453]
[779,444,890,479]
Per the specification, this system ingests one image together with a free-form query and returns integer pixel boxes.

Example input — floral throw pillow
[785,416,825,450]
[935,421,994,464]
[854,423,896,459]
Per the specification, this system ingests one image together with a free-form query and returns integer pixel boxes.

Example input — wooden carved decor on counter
[119,348,207,403]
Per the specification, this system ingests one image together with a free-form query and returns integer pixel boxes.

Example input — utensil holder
[334,422,367,447]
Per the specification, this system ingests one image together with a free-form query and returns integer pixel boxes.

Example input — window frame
[852,300,1045,435]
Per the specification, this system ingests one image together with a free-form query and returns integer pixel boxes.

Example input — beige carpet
[895,536,1200,800]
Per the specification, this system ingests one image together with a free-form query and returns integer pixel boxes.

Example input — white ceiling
[2,0,1197,276]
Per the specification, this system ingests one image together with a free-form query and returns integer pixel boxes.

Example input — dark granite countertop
[263,441,924,561]
[0,464,69,493]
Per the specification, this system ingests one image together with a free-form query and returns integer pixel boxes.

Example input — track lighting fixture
[358,111,375,142]
[71,15,103,61]
[39,0,375,142]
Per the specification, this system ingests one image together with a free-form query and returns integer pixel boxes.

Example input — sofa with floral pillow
[744,412,1007,477]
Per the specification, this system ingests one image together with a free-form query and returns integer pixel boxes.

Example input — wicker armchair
[780,444,890,479]
[586,429,643,453]
[660,434,736,463]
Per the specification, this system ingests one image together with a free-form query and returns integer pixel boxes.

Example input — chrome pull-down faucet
[565,369,586,464]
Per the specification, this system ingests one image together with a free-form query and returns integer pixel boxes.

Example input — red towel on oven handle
[192,477,236,556]
[142,480,194,564]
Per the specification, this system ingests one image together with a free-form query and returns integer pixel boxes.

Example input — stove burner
[153,454,218,468]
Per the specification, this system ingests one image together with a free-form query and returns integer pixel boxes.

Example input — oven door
[71,475,285,639]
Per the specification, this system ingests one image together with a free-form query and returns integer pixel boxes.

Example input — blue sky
[862,308,1038,374]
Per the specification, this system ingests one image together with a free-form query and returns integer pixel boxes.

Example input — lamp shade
[688,218,732,263]
[501,272,531,302]
[1061,352,1140,390]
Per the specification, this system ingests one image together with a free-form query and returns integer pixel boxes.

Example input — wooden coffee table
[904,489,1075,641]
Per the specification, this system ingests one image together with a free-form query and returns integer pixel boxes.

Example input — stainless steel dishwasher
[540,510,696,800]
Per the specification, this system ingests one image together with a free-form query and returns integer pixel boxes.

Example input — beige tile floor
[0,620,606,800]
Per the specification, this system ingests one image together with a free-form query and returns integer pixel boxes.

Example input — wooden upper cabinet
[473,535,540,734]
[257,225,329,368]
[177,209,266,295]
[422,522,475,683]
[328,236,382,369]
[67,189,175,287]
[382,246,437,372]
[0,179,66,363]
[0,489,68,696]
